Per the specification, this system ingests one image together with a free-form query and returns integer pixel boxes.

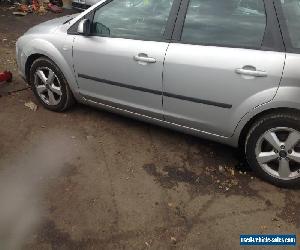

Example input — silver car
[16,0,300,187]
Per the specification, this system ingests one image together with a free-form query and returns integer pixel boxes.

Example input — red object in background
[0,71,12,83]
[32,0,39,11]
[48,3,63,13]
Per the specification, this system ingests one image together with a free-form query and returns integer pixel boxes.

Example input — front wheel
[245,112,300,188]
[29,57,75,112]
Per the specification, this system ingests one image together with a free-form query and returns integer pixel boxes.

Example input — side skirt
[82,97,231,145]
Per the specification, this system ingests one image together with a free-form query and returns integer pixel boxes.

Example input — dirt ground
[0,6,299,250]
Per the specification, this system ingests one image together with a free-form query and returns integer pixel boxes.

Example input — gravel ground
[0,5,299,250]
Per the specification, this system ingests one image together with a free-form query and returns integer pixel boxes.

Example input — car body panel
[279,53,300,88]
[73,36,168,120]
[163,44,286,137]
[26,14,78,35]
[16,31,81,99]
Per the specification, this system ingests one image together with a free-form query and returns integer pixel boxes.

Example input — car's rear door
[73,0,180,119]
[162,0,286,137]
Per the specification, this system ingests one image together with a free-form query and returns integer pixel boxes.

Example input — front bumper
[72,2,91,10]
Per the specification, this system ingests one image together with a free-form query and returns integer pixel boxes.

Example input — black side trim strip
[79,74,161,95]
[78,74,232,109]
[164,92,232,109]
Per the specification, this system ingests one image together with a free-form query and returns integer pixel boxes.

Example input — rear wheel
[245,112,300,188]
[29,57,74,112]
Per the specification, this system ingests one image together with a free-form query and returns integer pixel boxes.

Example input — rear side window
[181,0,267,48]
[280,0,300,49]
[91,0,174,41]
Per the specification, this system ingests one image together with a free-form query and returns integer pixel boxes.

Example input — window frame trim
[273,0,300,54]
[171,0,284,52]
[74,0,183,42]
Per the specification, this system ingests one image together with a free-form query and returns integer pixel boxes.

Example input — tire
[29,57,75,112]
[245,112,300,188]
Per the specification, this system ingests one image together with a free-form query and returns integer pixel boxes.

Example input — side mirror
[77,19,90,36]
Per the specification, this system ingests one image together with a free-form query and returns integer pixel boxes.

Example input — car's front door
[163,0,286,137]
[73,0,179,119]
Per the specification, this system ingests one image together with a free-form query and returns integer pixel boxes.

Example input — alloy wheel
[34,67,62,106]
[255,127,300,180]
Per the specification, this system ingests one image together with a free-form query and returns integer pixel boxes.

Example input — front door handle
[235,66,267,77]
[133,53,156,64]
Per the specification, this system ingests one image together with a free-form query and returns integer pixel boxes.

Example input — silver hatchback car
[16,0,300,187]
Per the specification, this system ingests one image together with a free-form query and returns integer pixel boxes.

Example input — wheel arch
[238,107,300,149]
[25,53,44,83]
[22,38,80,99]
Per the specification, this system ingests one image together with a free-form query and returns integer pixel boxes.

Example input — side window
[91,0,174,41]
[280,0,300,49]
[181,0,267,48]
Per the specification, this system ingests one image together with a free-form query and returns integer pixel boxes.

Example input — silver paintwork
[15,0,300,149]
[73,36,168,120]
[163,44,285,137]
[255,127,300,180]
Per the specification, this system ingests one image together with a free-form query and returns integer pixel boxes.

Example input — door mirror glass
[77,19,90,35]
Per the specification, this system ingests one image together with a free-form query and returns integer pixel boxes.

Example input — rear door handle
[235,67,267,77]
[133,53,156,64]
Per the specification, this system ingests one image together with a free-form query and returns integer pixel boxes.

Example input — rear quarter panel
[230,53,300,147]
